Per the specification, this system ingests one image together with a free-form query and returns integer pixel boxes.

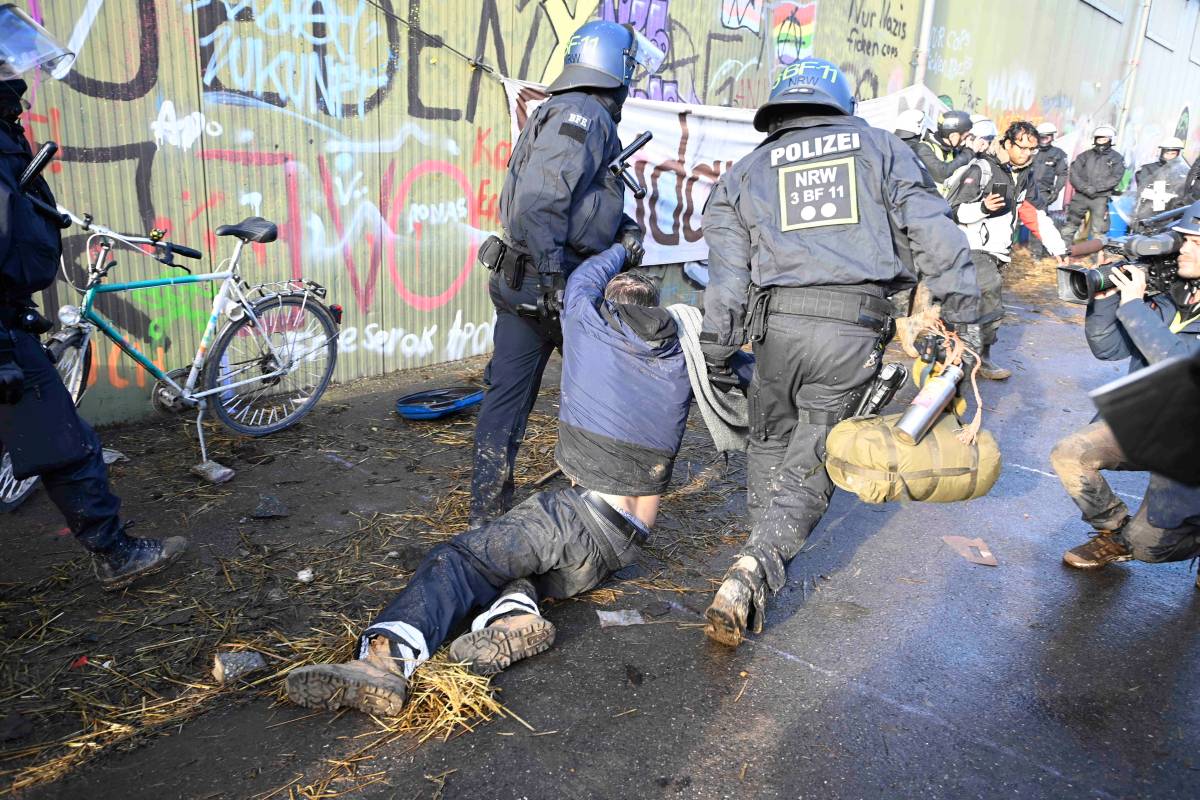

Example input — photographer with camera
[1050,201,1200,576]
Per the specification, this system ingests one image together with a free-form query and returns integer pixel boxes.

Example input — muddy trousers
[0,328,123,554]
[363,487,642,659]
[1062,193,1111,241]
[741,310,884,592]
[1050,421,1200,563]
[972,251,1005,347]
[470,271,561,526]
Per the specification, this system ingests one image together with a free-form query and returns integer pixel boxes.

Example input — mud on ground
[0,250,1073,798]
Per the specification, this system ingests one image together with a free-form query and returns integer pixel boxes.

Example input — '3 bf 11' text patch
[778,156,858,231]
[559,112,591,143]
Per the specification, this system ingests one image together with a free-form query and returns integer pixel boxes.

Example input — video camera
[1056,205,1192,304]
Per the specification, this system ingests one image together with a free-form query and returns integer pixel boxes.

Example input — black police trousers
[470,270,562,525]
[1062,193,1111,241]
[742,308,884,592]
[0,328,123,554]
[364,487,641,654]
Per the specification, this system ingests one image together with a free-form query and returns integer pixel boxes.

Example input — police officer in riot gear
[700,58,986,647]
[0,7,187,589]
[1062,123,1126,241]
[911,109,988,192]
[1133,137,1188,221]
[470,21,663,526]
[1030,122,1068,211]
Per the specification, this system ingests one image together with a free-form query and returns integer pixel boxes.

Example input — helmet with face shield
[0,5,74,80]
[546,21,665,94]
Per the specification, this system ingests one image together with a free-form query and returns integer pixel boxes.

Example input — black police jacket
[1030,145,1067,209]
[912,133,973,187]
[700,113,983,355]
[499,90,638,276]
[1069,146,1126,198]
[0,121,62,303]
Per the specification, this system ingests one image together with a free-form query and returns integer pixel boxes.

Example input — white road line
[1009,462,1141,501]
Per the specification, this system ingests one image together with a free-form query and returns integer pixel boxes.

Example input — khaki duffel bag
[825,412,1001,504]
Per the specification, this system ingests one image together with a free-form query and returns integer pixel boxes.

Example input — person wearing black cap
[699,58,987,647]
[0,7,187,589]
[469,20,663,528]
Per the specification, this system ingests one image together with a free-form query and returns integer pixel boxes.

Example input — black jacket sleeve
[914,140,971,184]
[886,139,982,324]
[698,173,752,356]
[1069,152,1093,196]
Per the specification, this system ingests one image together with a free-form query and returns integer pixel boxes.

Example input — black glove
[703,350,739,394]
[619,229,645,268]
[538,271,565,318]
[0,336,23,405]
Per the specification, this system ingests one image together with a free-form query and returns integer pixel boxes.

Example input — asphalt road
[27,289,1200,800]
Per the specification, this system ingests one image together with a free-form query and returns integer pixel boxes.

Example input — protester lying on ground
[285,244,742,715]
[1051,201,1200,578]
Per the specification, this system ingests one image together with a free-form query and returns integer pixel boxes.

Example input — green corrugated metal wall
[22,0,1200,423]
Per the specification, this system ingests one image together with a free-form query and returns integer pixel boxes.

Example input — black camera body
[1056,230,1184,305]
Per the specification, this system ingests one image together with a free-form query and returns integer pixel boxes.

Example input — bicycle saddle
[215,216,278,244]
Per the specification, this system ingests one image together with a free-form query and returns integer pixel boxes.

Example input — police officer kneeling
[470,20,660,526]
[699,58,986,647]
[0,11,186,590]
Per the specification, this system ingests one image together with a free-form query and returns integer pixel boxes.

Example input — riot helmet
[753,58,855,132]
[934,110,972,145]
[1093,123,1116,150]
[1035,122,1058,137]
[970,115,998,142]
[0,5,73,80]
[894,108,926,137]
[1159,136,1184,161]
[546,21,665,95]
[1172,201,1200,237]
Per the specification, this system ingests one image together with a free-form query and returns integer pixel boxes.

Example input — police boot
[286,634,409,716]
[704,556,767,648]
[93,533,188,591]
[449,579,556,675]
[977,344,1012,381]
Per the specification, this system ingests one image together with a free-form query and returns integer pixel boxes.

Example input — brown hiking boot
[978,360,1012,381]
[704,557,767,648]
[285,636,408,716]
[448,613,556,676]
[1062,531,1133,569]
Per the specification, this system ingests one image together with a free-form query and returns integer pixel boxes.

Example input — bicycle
[1,144,343,509]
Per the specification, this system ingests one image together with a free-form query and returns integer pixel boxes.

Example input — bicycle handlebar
[167,243,203,260]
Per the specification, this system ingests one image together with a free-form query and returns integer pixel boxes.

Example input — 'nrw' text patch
[778,156,859,231]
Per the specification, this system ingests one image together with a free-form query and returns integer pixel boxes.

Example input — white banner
[503,80,949,266]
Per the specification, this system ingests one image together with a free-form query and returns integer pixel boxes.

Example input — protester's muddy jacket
[1069,146,1126,198]
[1030,144,1068,209]
[499,90,639,276]
[1086,289,1200,527]
[700,113,984,356]
[556,244,691,496]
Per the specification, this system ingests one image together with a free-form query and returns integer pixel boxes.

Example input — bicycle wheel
[0,332,91,512]
[204,294,338,436]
